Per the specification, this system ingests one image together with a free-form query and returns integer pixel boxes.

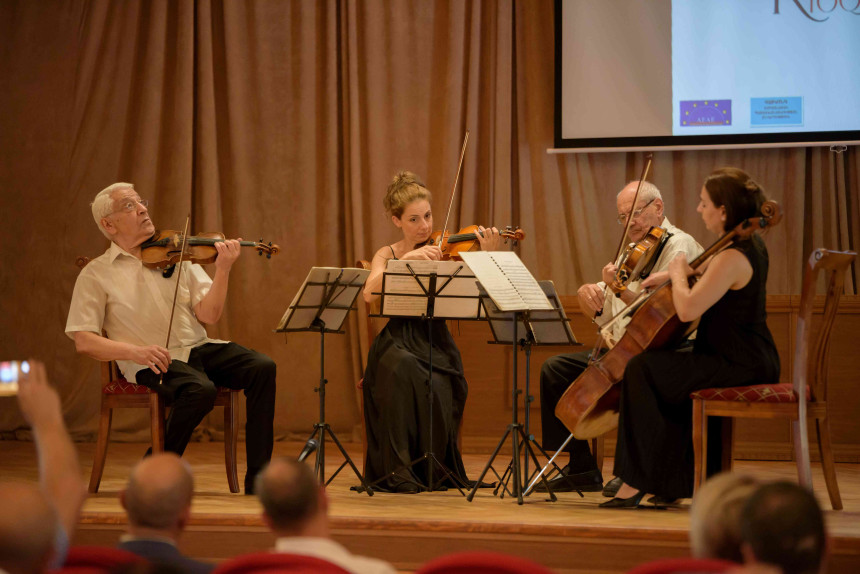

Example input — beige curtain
[0,0,856,441]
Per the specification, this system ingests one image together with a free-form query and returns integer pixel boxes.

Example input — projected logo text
[774,0,860,22]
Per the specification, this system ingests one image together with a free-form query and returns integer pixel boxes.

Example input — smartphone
[0,360,29,396]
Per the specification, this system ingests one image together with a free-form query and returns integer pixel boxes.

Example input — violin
[595,155,654,318]
[423,225,525,261]
[555,200,782,439]
[607,225,671,294]
[140,230,280,270]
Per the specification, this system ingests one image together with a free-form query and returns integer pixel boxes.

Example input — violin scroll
[255,238,280,259]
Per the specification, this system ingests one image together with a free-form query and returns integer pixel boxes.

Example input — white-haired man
[66,182,276,493]
[118,453,212,573]
[537,180,703,495]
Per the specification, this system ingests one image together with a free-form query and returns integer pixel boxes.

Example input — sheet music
[380,259,483,319]
[276,267,369,331]
[480,281,577,344]
[460,251,552,312]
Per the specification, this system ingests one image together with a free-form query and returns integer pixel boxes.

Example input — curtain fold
[0,0,855,440]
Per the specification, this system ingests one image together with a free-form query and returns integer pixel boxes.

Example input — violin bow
[437,131,470,248]
[159,214,191,384]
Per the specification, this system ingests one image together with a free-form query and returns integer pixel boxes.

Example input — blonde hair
[383,171,431,218]
[91,182,135,239]
[690,472,760,562]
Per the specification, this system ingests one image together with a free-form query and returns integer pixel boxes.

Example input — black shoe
[646,494,682,507]
[599,490,647,508]
[534,467,603,493]
[602,476,623,498]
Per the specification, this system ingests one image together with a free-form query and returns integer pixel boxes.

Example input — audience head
[0,482,58,574]
[120,453,194,536]
[740,481,827,574]
[690,472,760,562]
[383,171,431,219]
[702,167,768,232]
[255,457,324,535]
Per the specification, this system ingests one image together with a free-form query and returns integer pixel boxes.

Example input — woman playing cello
[362,171,501,493]
[604,168,780,507]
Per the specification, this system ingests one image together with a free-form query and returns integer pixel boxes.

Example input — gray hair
[91,182,135,239]
[619,180,662,204]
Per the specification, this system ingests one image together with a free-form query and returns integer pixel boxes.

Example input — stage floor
[2,440,859,573]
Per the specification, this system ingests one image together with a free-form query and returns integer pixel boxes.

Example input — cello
[555,200,782,439]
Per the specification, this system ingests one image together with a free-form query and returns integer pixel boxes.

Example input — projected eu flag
[680,100,732,127]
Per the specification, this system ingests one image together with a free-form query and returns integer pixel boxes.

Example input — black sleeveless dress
[613,235,780,499]
[361,248,469,492]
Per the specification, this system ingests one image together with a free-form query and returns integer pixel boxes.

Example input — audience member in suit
[118,453,213,574]
[690,472,761,563]
[256,458,396,574]
[738,481,827,574]
[0,361,87,574]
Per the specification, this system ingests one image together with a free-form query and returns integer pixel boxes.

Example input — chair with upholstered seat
[211,552,351,574]
[76,256,240,494]
[416,550,554,574]
[691,248,856,510]
[55,545,144,573]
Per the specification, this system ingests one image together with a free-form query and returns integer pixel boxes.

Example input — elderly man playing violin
[536,180,702,494]
[66,182,276,494]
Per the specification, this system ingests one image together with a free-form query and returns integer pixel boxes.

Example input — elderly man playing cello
[66,182,276,494]
[536,180,702,494]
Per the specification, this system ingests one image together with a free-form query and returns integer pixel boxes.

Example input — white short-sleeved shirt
[595,217,703,344]
[65,242,227,380]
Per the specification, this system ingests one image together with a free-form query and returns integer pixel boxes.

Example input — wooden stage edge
[3,440,860,573]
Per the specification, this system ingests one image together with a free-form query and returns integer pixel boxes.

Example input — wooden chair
[76,256,240,493]
[691,248,856,510]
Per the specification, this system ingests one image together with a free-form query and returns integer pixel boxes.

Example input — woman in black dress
[604,167,780,507]
[362,171,500,493]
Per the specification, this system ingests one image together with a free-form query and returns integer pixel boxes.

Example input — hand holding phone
[14,360,63,431]
[0,360,29,396]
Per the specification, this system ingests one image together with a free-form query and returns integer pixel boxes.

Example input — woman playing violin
[362,171,501,493]
[604,168,780,507]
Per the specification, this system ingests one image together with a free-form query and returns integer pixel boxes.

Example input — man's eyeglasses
[111,198,149,214]
[616,198,655,225]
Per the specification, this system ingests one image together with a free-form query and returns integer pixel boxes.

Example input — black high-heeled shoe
[598,490,646,508]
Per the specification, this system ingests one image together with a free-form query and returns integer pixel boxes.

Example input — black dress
[362,251,469,492]
[613,235,780,499]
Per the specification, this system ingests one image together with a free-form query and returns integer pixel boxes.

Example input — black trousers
[136,342,276,481]
[539,350,600,474]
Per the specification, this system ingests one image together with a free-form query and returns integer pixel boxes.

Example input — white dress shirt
[66,242,227,380]
[274,537,396,574]
[595,217,703,344]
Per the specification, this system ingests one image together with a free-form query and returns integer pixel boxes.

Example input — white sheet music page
[460,251,552,312]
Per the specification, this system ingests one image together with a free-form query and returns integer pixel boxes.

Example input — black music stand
[363,259,483,494]
[479,281,582,499]
[457,252,567,505]
[275,266,373,496]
